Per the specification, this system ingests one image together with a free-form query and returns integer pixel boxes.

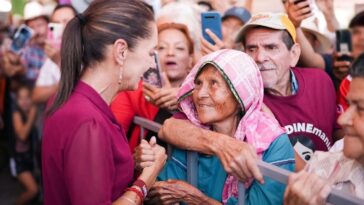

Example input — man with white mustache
[158,13,340,182]
[237,13,340,168]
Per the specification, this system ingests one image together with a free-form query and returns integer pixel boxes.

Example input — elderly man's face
[339,77,364,164]
[244,28,300,94]
[26,17,48,46]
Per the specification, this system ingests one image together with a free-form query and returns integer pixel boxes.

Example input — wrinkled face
[245,28,297,90]
[192,65,239,124]
[123,23,158,90]
[158,28,192,85]
[17,88,32,112]
[339,77,364,163]
[222,16,244,48]
[27,17,48,46]
[351,26,364,58]
[51,7,76,27]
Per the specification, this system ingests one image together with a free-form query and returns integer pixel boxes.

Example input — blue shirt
[291,70,298,95]
[158,134,295,204]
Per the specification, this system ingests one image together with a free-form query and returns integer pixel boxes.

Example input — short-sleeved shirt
[264,68,338,158]
[158,134,295,204]
[42,81,134,205]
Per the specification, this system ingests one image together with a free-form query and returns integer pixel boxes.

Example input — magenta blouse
[42,81,134,205]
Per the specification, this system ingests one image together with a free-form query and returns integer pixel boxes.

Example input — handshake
[133,136,167,173]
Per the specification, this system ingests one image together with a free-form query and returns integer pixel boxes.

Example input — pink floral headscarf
[177,49,285,203]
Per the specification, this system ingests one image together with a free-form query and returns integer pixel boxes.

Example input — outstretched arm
[159,117,264,183]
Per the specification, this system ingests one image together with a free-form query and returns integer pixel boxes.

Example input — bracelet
[125,187,144,203]
[121,196,137,205]
[133,179,147,198]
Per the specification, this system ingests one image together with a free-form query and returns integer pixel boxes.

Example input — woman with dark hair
[42,0,166,205]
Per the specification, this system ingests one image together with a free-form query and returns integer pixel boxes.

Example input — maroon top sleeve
[63,119,115,205]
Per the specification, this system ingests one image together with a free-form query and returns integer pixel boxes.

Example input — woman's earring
[118,66,123,84]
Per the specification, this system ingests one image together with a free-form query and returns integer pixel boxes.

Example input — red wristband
[133,179,147,197]
[125,187,144,203]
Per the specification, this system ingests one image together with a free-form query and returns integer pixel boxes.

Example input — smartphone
[143,51,163,88]
[197,1,213,12]
[201,11,222,45]
[336,29,353,62]
[292,0,311,14]
[10,25,33,54]
[293,0,306,4]
[48,23,64,49]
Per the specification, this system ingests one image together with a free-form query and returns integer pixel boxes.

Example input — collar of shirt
[74,81,121,129]
[290,70,298,95]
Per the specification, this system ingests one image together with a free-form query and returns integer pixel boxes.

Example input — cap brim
[24,15,48,22]
[302,27,331,52]
[222,14,245,24]
[235,22,286,43]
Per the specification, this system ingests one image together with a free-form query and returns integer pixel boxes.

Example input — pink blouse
[42,81,134,205]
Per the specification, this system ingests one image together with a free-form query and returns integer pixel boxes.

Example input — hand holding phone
[47,23,64,49]
[285,0,312,27]
[201,11,222,45]
[10,25,33,54]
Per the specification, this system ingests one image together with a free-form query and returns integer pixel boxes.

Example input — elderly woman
[111,22,194,151]
[141,49,295,204]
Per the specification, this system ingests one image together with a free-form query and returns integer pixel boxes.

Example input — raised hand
[284,0,313,28]
[200,28,226,56]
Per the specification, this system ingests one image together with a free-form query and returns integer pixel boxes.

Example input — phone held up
[48,23,64,49]
[336,29,353,62]
[143,51,163,88]
[10,24,33,54]
[201,11,222,45]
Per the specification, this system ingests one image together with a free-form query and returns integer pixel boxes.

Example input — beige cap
[235,12,296,43]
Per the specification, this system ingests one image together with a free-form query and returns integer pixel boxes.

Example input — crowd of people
[0,0,363,205]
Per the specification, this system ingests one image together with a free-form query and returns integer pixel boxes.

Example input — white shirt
[35,58,60,86]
